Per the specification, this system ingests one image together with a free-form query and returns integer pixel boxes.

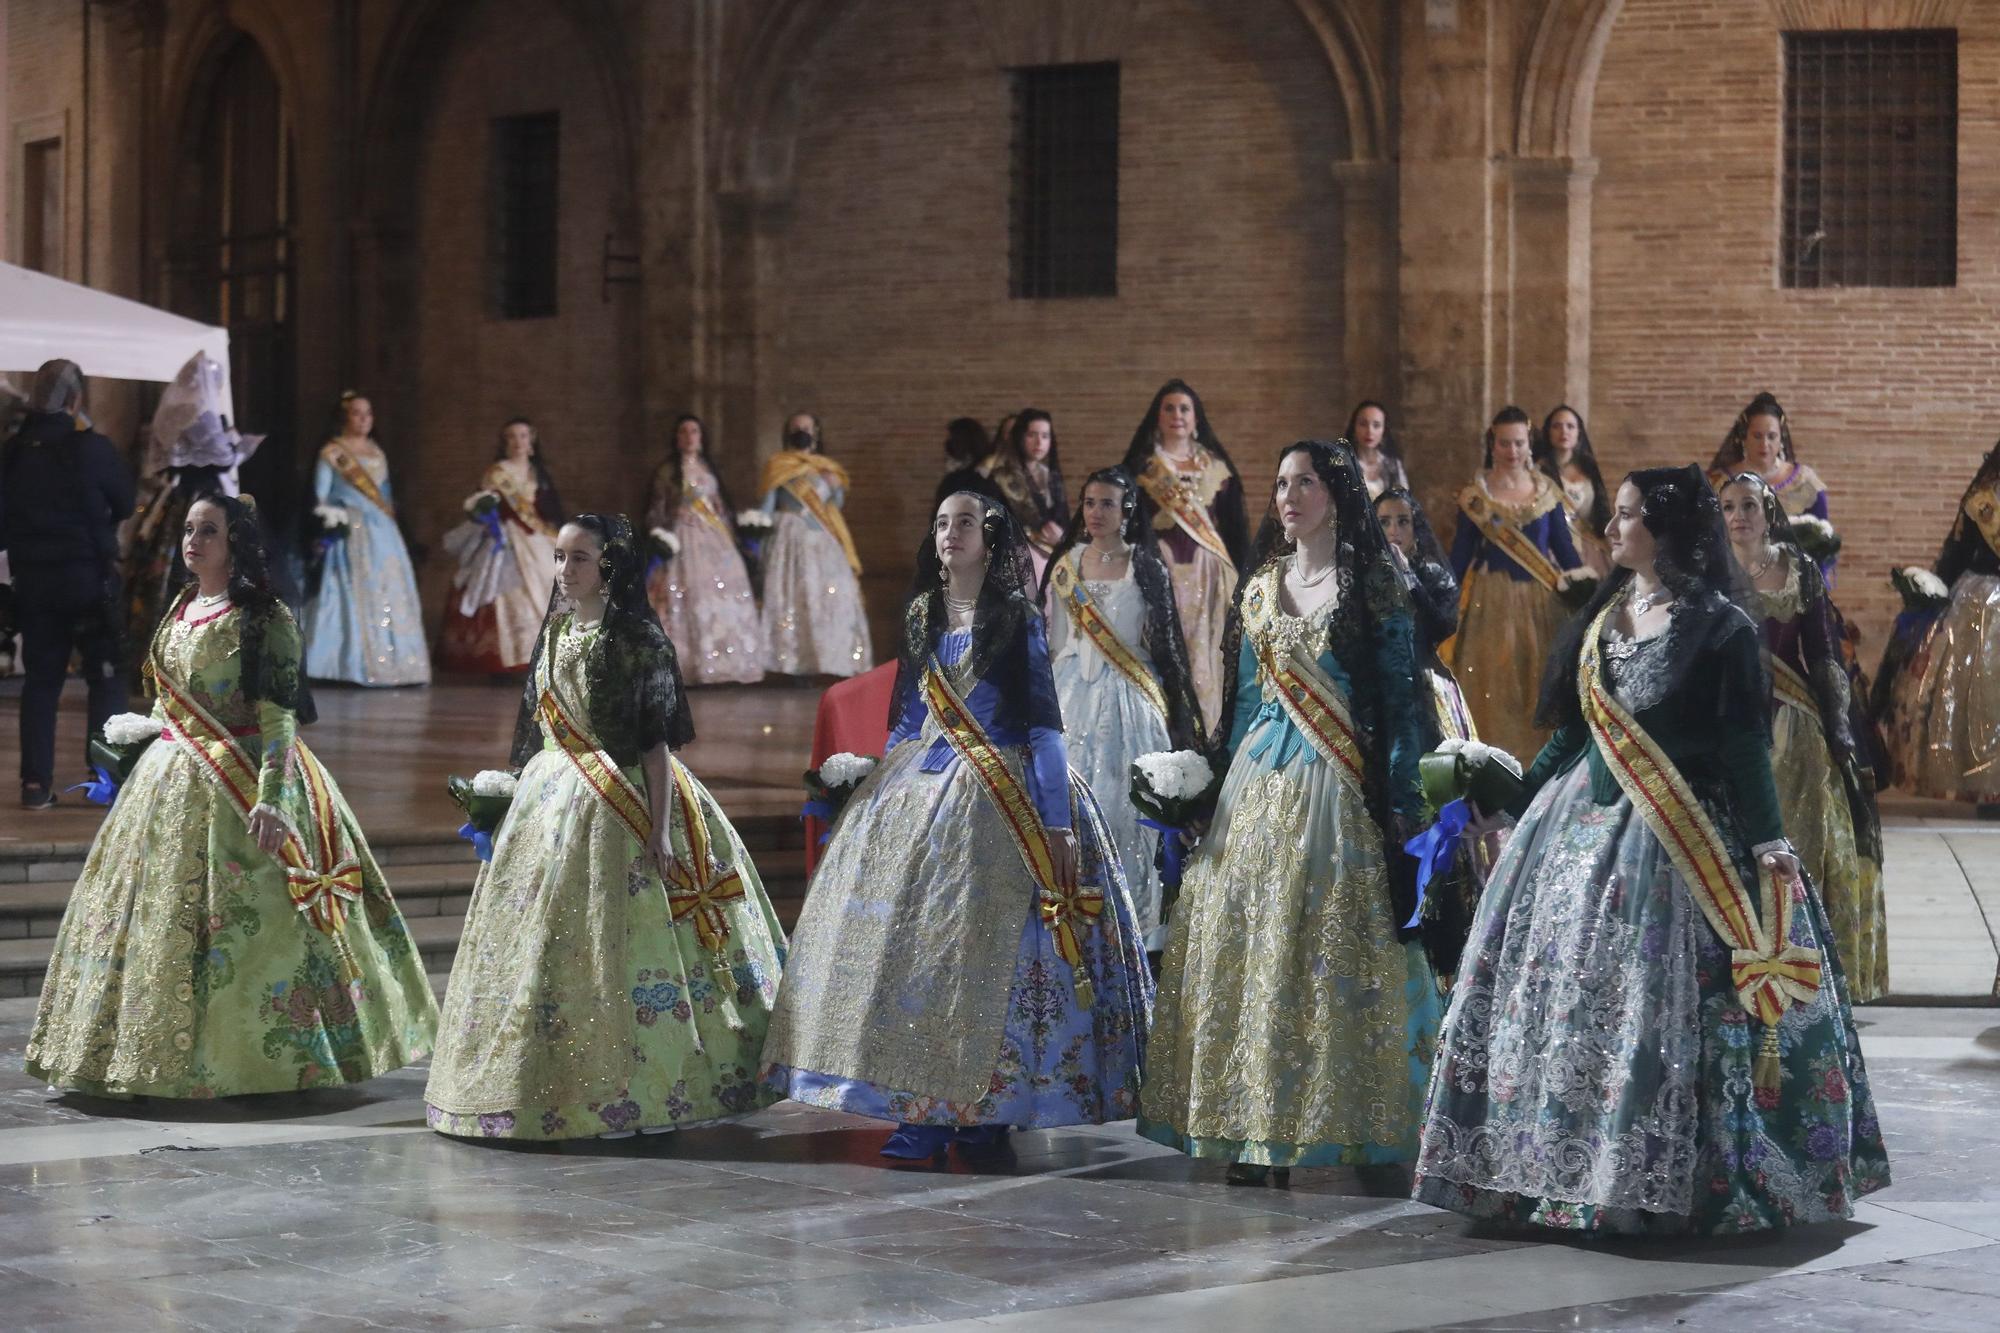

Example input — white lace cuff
[1750,837,1795,861]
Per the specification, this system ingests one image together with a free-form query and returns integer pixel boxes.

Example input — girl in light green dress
[425,513,786,1141]
[28,494,439,1099]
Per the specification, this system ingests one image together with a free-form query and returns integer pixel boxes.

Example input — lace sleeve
[1135,546,1206,750]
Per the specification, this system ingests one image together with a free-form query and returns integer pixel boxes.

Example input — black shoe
[20,784,56,810]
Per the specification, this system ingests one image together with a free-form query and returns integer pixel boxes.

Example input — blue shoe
[879,1124,952,1161]
[954,1125,1010,1151]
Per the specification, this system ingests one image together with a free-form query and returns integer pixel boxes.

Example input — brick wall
[404,0,642,620]
[772,0,1353,640]
[1589,0,2000,652]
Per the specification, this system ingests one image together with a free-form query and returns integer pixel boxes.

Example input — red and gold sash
[1964,483,2000,562]
[1240,571,1370,798]
[1579,597,1821,1088]
[920,664,1101,1006]
[485,464,555,538]
[761,451,862,573]
[156,674,364,974]
[1049,554,1169,724]
[537,685,654,846]
[538,669,750,985]
[1137,454,1233,566]
[324,443,393,518]
[1456,483,1564,594]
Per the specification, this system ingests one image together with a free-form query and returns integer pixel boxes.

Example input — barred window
[1782,29,1956,288]
[488,112,561,318]
[1010,63,1119,299]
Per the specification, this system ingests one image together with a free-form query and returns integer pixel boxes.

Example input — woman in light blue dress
[301,391,430,685]
[761,491,1150,1161]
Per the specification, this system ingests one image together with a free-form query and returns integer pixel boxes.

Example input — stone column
[1330,159,1399,408]
[1507,155,1597,421]
[1394,0,1497,505]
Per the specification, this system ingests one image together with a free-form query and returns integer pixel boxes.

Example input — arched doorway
[162,32,296,519]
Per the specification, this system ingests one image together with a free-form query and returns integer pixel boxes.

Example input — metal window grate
[1782,29,1956,289]
[488,112,561,319]
[1010,63,1119,299]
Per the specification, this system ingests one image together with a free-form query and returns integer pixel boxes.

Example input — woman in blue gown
[760,491,1150,1160]
[301,391,430,685]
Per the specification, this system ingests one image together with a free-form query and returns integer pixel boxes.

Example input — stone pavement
[0,990,1996,1332]
[1880,796,2000,1001]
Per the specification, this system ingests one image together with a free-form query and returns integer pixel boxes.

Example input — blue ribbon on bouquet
[799,798,835,846]
[457,821,495,863]
[1400,797,1471,930]
[474,506,507,549]
[1137,817,1188,886]
[64,765,121,807]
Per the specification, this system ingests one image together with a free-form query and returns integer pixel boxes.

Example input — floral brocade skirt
[1139,725,1441,1167]
[1897,572,2000,804]
[1446,570,1564,766]
[424,749,787,1141]
[1773,702,1887,1002]
[27,740,438,1098]
[760,738,1151,1128]
[1412,762,1890,1235]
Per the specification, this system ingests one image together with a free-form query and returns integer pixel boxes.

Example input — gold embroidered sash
[325,444,393,518]
[659,756,748,954]
[1769,654,1820,722]
[486,464,555,538]
[1578,598,1821,1087]
[1965,484,2000,562]
[1239,570,1370,797]
[1256,634,1371,799]
[157,674,364,976]
[1456,485,1563,593]
[1137,455,1233,565]
[1049,555,1169,724]
[537,686,655,846]
[761,451,862,573]
[920,664,1101,1006]
[685,489,732,540]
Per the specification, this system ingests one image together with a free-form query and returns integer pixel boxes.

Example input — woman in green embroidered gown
[425,514,786,1141]
[1140,441,1441,1184]
[28,495,438,1099]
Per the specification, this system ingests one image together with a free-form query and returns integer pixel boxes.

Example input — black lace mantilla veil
[1375,485,1460,661]
[1212,440,1421,921]
[1117,378,1251,571]
[891,491,1059,734]
[510,513,695,769]
[1536,464,1769,737]
[1041,466,1207,752]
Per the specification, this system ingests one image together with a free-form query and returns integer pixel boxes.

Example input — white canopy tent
[0,262,233,419]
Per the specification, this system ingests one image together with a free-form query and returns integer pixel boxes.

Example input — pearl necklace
[193,589,230,608]
[944,592,978,621]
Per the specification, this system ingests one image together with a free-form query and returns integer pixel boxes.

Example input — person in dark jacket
[0,360,136,807]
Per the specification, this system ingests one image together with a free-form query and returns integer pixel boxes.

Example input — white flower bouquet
[735,509,774,533]
[1556,567,1600,609]
[1130,749,1221,890]
[649,526,681,561]
[87,712,165,795]
[804,751,879,827]
[313,503,352,534]
[1889,565,1950,614]
[448,770,517,859]
[1418,736,1525,817]
[1785,513,1841,564]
